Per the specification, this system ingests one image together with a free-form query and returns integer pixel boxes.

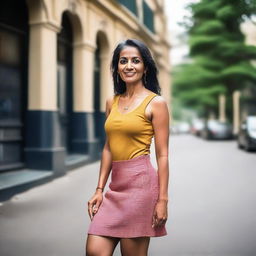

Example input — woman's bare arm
[95,96,114,190]
[152,96,170,200]
[151,96,170,227]
[87,96,114,219]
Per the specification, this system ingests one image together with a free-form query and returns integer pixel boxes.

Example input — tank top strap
[137,92,158,113]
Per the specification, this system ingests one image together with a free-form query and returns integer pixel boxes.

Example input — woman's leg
[86,234,119,256]
[120,237,150,256]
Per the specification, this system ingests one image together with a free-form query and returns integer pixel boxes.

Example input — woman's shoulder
[106,94,119,113]
[151,94,167,104]
[150,94,169,111]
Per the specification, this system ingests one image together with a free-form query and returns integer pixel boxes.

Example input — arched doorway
[57,12,73,154]
[94,32,109,148]
[0,0,28,171]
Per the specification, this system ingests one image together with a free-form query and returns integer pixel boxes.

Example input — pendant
[123,106,129,110]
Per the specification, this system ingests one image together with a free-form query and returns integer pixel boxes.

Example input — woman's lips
[124,72,136,77]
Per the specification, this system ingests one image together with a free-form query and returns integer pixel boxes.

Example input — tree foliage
[173,0,256,119]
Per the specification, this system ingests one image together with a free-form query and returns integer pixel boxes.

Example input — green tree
[173,0,256,119]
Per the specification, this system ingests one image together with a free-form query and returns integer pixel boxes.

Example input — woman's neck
[124,82,146,98]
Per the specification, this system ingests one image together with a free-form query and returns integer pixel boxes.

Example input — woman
[86,39,170,256]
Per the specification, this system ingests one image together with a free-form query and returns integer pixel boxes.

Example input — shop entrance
[0,0,28,171]
[57,12,73,154]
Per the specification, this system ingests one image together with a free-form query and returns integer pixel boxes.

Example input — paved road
[0,135,256,256]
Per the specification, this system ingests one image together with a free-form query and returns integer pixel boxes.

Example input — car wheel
[202,131,207,140]
[237,137,243,149]
[245,141,251,152]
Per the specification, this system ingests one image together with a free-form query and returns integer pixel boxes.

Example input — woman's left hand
[152,200,168,228]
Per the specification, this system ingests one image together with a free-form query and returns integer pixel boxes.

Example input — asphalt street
[0,134,256,256]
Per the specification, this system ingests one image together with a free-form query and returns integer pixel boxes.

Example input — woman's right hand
[87,191,103,220]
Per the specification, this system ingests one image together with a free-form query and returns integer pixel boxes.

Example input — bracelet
[158,198,168,203]
[96,187,104,192]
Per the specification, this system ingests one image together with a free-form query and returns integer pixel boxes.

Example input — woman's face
[118,46,146,85]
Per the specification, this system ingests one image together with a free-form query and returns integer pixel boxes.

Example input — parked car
[237,116,256,151]
[201,120,233,140]
[177,122,190,134]
[191,119,204,136]
[170,122,190,135]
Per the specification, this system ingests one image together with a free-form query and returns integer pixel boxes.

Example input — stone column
[73,41,95,113]
[71,41,101,158]
[28,23,58,111]
[25,22,66,172]
[219,94,226,122]
[233,91,241,135]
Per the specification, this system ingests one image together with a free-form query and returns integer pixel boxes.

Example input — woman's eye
[133,59,140,64]
[119,59,127,64]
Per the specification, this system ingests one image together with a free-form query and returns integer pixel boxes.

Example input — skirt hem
[87,231,167,239]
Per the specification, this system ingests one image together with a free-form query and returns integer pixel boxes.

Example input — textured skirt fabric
[87,154,167,238]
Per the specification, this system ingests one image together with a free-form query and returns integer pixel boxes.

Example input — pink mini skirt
[87,154,167,238]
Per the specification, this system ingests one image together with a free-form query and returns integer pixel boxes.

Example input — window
[143,1,155,33]
[117,0,138,16]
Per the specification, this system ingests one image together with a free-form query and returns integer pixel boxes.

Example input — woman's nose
[126,60,133,69]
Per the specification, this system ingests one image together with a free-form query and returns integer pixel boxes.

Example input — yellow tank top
[104,92,157,161]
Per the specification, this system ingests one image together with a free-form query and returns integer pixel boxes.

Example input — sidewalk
[0,154,99,202]
[0,159,104,256]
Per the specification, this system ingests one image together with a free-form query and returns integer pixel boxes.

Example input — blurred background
[0,0,256,256]
[169,0,256,147]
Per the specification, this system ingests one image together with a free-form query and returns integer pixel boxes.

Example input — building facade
[0,0,171,186]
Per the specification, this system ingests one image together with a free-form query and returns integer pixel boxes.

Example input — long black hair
[111,39,161,95]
